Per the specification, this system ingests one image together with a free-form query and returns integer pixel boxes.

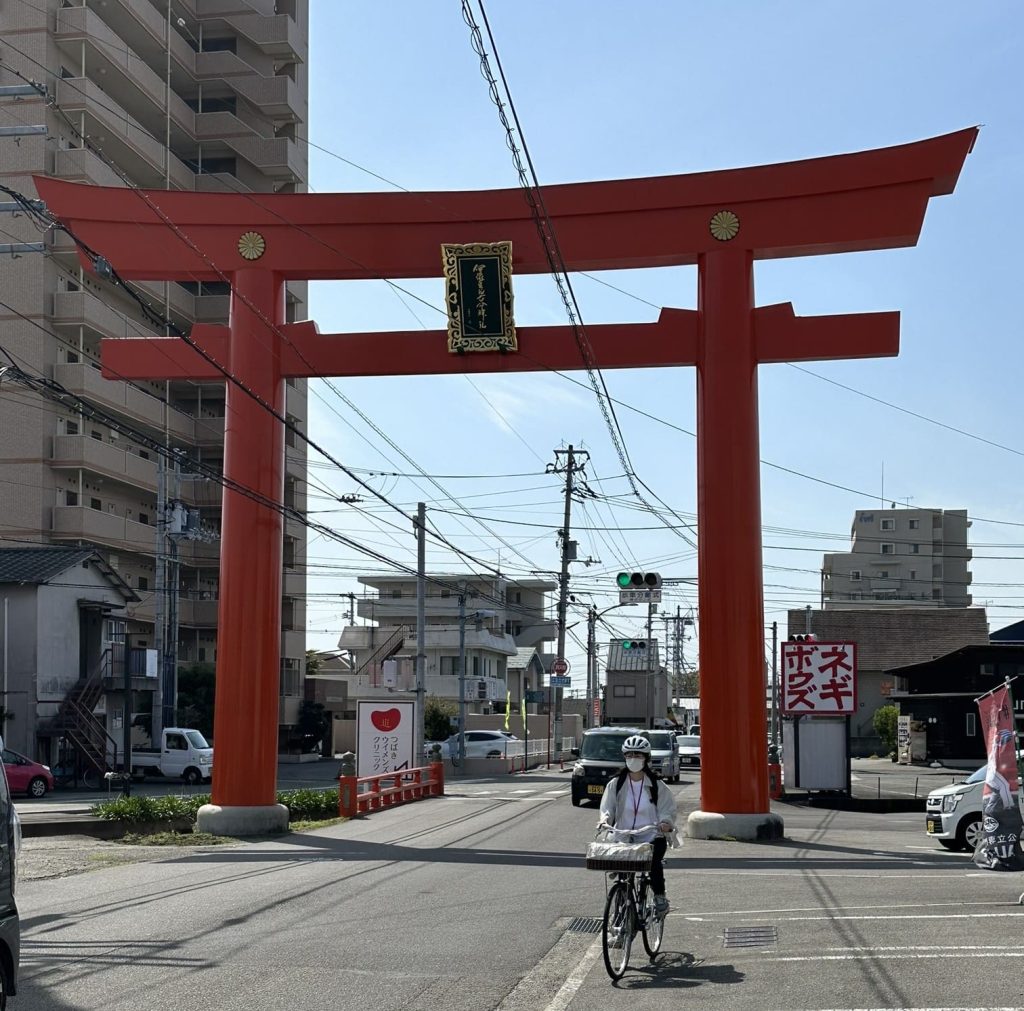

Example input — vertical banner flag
[972,684,1024,871]
[505,689,511,732]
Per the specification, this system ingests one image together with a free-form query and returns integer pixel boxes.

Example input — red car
[2,749,54,799]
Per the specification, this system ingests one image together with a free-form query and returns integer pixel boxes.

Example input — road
[14,763,1024,1010]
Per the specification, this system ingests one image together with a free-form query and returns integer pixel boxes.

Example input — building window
[850,570,861,581]
[198,648,206,662]
[881,518,895,531]
[932,588,942,599]
[65,420,79,435]
[881,543,895,555]
[66,491,78,506]
[472,656,480,677]
[909,569,917,581]
[910,544,920,554]
[137,577,149,591]
[440,656,457,676]
[878,570,889,579]
[966,712,976,737]
[612,685,636,698]
[91,430,103,441]
[138,513,149,525]
[909,519,920,530]
[90,497,102,510]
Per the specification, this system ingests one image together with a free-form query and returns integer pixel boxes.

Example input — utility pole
[414,503,426,763]
[457,587,466,769]
[347,592,356,625]
[769,620,780,763]
[549,445,588,757]
[153,452,166,743]
[163,454,181,732]
[646,599,655,729]
[586,606,596,728]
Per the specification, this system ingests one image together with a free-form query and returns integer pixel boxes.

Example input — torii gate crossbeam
[36,127,975,839]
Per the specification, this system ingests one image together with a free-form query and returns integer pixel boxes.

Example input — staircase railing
[51,648,121,776]
[355,624,409,685]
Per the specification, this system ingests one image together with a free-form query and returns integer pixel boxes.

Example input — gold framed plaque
[442,240,516,353]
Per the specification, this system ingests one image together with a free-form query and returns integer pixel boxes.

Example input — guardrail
[338,761,444,817]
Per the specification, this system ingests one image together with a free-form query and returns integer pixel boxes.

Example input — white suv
[925,753,1024,851]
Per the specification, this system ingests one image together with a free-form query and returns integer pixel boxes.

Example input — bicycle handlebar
[596,823,663,840]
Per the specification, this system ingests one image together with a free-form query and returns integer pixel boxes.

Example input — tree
[292,700,330,754]
[873,704,900,755]
[425,695,456,741]
[305,649,323,677]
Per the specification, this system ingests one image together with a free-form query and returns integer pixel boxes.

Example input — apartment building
[336,573,557,713]
[0,0,310,756]
[822,508,972,608]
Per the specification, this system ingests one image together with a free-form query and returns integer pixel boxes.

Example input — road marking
[772,953,1024,961]
[816,1007,1024,1010]
[680,899,1007,917]
[775,912,1024,922]
[511,789,536,795]
[542,790,568,796]
[542,936,603,1011]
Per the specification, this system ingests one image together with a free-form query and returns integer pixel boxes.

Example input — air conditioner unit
[477,679,487,699]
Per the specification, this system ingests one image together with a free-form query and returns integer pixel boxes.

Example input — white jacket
[599,771,679,846]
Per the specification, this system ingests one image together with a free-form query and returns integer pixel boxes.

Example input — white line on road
[771,953,1024,961]
[511,789,536,795]
[542,936,603,1011]
[679,899,1007,917]
[774,912,1024,922]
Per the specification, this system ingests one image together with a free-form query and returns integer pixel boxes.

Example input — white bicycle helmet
[621,735,651,755]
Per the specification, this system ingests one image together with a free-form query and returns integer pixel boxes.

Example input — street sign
[525,689,547,703]
[551,657,570,675]
[550,675,571,688]
[619,589,662,604]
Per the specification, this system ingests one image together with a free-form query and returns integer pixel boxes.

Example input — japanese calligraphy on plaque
[442,241,517,353]
[781,641,857,715]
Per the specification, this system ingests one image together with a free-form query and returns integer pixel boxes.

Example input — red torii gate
[36,127,975,838]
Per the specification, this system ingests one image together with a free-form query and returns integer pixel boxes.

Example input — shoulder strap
[615,768,629,793]
[648,770,658,804]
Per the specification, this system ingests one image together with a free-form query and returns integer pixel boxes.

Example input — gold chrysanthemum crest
[709,210,739,242]
[237,230,266,261]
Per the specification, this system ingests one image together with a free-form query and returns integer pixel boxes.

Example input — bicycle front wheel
[602,880,633,980]
[640,883,664,958]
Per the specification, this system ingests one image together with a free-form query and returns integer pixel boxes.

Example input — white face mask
[625,756,645,773]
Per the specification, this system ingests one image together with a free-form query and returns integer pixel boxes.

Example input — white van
[925,753,1024,851]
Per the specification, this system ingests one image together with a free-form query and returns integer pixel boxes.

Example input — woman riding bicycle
[598,734,677,915]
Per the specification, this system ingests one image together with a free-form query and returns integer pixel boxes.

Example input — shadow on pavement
[613,953,744,990]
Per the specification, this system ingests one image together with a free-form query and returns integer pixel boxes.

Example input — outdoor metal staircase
[355,624,410,686]
[51,649,120,777]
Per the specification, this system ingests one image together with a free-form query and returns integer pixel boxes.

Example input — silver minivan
[643,731,681,783]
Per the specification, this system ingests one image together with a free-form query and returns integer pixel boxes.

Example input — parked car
[570,726,642,807]
[925,751,1024,851]
[676,734,701,768]
[644,730,680,782]
[0,751,19,1002]
[444,730,519,760]
[2,749,54,799]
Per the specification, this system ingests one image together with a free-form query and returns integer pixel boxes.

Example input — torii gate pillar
[36,127,975,839]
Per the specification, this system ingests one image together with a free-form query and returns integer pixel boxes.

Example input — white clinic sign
[356,700,416,776]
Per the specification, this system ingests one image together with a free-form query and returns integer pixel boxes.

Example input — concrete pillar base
[685,809,784,842]
[196,803,289,837]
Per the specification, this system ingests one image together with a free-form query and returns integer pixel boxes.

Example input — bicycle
[586,824,665,980]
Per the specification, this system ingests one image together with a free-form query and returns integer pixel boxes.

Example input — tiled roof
[0,547,96,584]
[787,607,990,671]
[990,619,1024,642]
[606,639,660,672]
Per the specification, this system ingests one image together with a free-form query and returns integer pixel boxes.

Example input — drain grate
[566,916,603,934]
[722,925,778,949]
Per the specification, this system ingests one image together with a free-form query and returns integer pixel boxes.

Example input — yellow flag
[504,689,511,731]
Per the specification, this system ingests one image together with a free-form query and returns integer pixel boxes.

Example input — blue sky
[302,2,1024,688]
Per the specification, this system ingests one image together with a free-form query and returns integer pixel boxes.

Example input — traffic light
[616,572,662,589]
[622,639,647,650]
[789,633,817,642]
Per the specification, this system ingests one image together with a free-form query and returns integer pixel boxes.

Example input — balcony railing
[52,505,158,555]
[50,435,158,492]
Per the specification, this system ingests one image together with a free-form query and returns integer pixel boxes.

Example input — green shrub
[872,704,900,755]
[92,794,208,823]
[93,787,338,825]
[277,788,339,821]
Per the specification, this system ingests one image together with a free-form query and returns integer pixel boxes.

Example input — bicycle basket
[585,840,653,872]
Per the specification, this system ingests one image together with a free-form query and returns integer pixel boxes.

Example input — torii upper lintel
[31,128,976,837]
[35,128,976,281]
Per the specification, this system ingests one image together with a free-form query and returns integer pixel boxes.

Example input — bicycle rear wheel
[640,882,664,958]
[602,880,633,980]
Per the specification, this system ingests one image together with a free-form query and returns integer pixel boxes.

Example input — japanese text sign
[356,700,416,776]
[781,641,857,715]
